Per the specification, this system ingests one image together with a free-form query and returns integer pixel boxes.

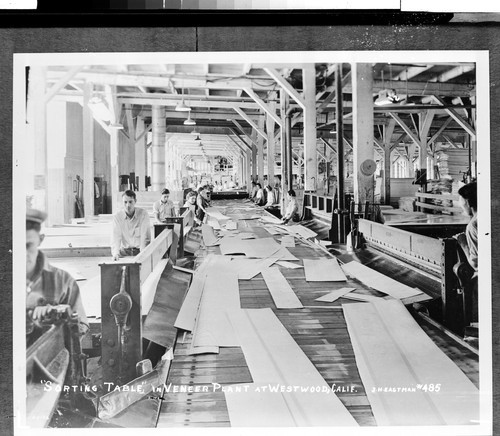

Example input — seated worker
[254,183,265,206]
[153,188,175,223]
[196,185,210,223]
[282,189,300,224]
[264,185,275,208]
[26,209,89,342]
[111,190,151,261]
[184,191,202,226]
[250,181,258,200]
[454,181,478,272]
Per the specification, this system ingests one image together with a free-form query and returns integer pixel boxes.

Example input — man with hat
[26,208,89,341]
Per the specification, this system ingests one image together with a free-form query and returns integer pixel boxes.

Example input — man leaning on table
[111,190,151,261]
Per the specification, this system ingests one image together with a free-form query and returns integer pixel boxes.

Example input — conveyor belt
[158,199,479,428]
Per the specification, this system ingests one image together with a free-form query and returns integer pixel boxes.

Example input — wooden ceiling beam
[44,66,84,104]
[244,88,283,128]
[118,96,259,110]
[428,117,453,144]
[430,65,475,83]
[263,67,306,110]
[233,107,267,141]
[227,127,253,151]
[46,70,274,91]
[231,120,259,149]
[389,113,421,147]
[432,96,476,138]
[394,65,433,81]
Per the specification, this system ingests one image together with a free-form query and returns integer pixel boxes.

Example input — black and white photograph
[10,47,492,435]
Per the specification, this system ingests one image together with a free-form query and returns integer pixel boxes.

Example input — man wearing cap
[26,209,89,340]
[153,188,176,223]
[111,189,151,261]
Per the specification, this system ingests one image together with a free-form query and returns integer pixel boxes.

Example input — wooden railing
[154,208,194,258]
[303,192,335,219]
[415,192,462,214]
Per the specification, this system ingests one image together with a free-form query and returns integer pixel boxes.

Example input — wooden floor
[158,200,479,428]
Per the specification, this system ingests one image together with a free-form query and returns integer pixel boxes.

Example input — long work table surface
[158,199,479,428]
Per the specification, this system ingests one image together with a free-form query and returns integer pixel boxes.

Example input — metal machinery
[302,191,477,339]
[27,217,197,428]
[356,218,477,337]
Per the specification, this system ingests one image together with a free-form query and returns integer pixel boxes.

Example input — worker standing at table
[153,188,176,223]
[26,208,89,343]
[111,190,151,261]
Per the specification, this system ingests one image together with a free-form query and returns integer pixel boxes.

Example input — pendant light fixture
[184,111,196,126]
[175,80,191,112]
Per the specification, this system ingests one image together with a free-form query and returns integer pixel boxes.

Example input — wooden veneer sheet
[261,266,303,309]
[341,261,423,299]
[225,308,359,427]
[201,224,220,247]
[174,254,214,331]
[189,257,241,354]
[303,258,347,282]
[343,299,479,426]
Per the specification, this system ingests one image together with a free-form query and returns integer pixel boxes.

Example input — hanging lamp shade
[190,127,200,135]
[175,83,191,112]
[184,112,196,126]
[175,99,191,112]
[194,135,202,142]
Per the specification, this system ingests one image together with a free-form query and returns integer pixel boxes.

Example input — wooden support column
[257,113,265,183]
[110,128,120,214]
[382,119,396,205]
[105,85,123,212]
[251,127,258,181]
[31,66,48,214]
[135,116,147,191]
[280,91,289,213]
[266,91,277,185]
[46,101,67,225]
[239,155,245,187]
[166,140,174,188]
[419,111,435,171]
[83,82,95,219]
[151,106,166,192]
[470,94,477,177]
[303,64,318,191]
[246,149,252,191]
[407,144,417,178]
[352,63,375,206]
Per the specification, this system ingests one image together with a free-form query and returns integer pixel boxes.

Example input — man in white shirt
[153,188,175,222]
[111,190,151,261]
